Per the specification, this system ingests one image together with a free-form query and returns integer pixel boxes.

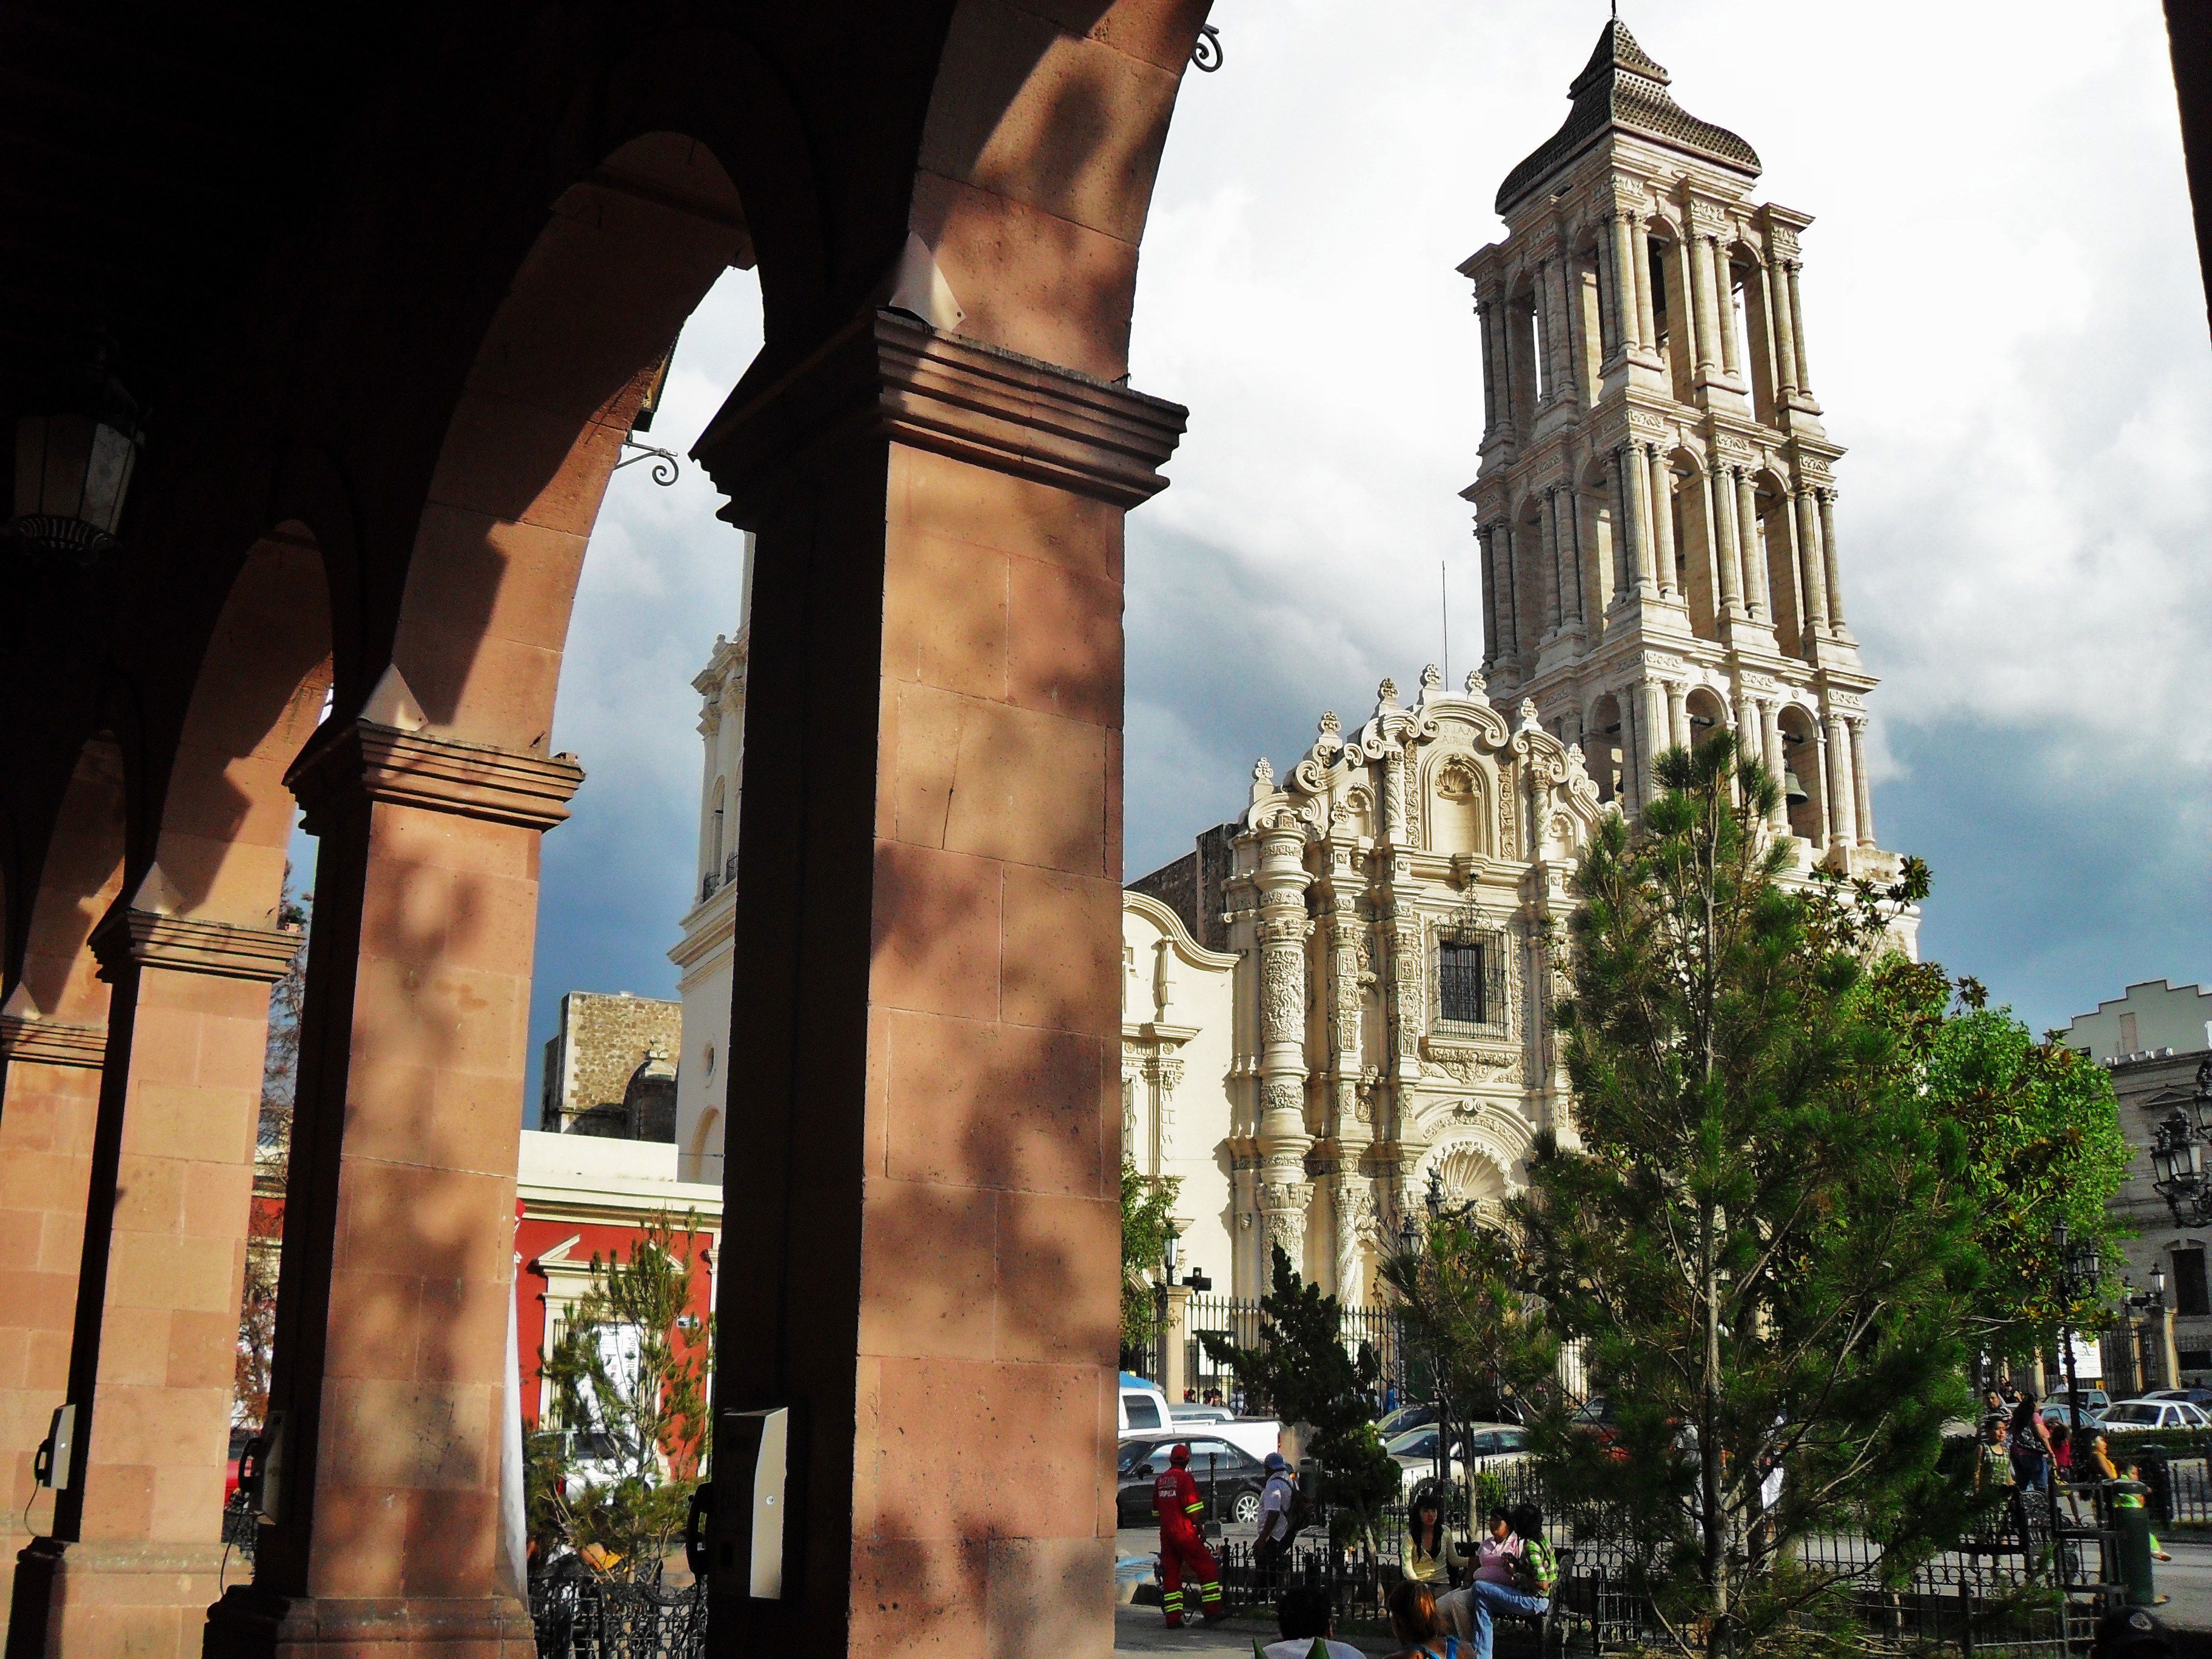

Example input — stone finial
[1517,699,1541,733]
[1319,709,1341,739]
[1464,669,1489,702]
[1377,677,1399,708]
[1250,756,1275,805]
[1565,743,1589,779]
[1420,663,1443,694]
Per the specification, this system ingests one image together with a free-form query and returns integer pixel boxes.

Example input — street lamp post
[2052,1219,2101,1439]
[2150,1059,2212,1226]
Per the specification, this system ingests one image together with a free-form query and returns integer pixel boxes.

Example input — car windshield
[1571,1397,1612,1424]
[1118,1443,1159,1473]
[2103,1404,2157,1425]
[1387,1428,1438,1458]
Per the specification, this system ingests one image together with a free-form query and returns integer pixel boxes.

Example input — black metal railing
[532,1575,706,1659]
[1163,1293,1401,1403]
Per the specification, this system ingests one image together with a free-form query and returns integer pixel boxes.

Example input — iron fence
[1162,1293,1402,1405]
[531,1575,706,1659]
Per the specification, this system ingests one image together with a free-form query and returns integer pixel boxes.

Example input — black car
[1114,1436,1269,1527]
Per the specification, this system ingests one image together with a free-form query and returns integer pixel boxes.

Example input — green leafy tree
[1199,1244,1399,1548]
[1864,960,2128,1363]
[529,1210,712,1580]
[1121,1161,1182,1365]
[1518,731,1985,1658]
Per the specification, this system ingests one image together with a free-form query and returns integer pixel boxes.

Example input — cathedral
[1122,19,1918,1307]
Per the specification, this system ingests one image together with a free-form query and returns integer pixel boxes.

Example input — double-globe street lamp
[2149,1059,2212,1226]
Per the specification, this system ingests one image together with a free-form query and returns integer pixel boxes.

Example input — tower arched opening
[1775,703,1828,845]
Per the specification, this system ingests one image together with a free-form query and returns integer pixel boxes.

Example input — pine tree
[531,1210,712,1580]
[1518,731,1981,1657]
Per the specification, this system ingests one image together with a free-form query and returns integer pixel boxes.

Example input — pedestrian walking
[1255,1453,1298,1583]
[1150,1443,1225,1628]
[2010,1392,2053,1492]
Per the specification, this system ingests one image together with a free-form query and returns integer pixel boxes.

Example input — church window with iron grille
[1435,930,1509,1036]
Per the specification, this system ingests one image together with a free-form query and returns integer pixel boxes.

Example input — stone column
[1687,230,1720,380]
[1646,446,1676,598]
[13,905,300,1659]
[203,720,581,1659]
[1769,260,1801,403]
[1711,241,1741,381]
[1608,450,1634,600]
[1794,488,1831,633]
[1631,216,1657,352]
[1735,471,1768,620]
[1550,260,1578,406]
[1563,486,1584,626]
[1760,702,1789,833]
[1476,300,1498,438]
[1817,489,1847,632]
[1496,523,1520,660]
[1159,1284,1193,1402]
[1538,489,1563,637]
[1331,1173,1373,1308]
[1638,680,1670,803]
[1849,720,1876,846]
[0,1015,106,1618]
[1785,261,1815,399]
[1532,261,1555,407]
[1825,714,1857,851]
[1735,689,1763,776]
[1476,527,1498,671]
[1253,819,1312,1275]
[1709,467,1743,613]
[1666,683,1691,753]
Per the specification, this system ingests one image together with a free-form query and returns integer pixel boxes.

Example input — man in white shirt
[1262,1586,1363,1659]
[1255,1453,1298,1578]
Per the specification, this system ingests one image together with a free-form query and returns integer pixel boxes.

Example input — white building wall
[1122,894,1239,1296]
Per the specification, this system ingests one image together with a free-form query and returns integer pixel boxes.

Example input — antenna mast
[1441,559,1450,688]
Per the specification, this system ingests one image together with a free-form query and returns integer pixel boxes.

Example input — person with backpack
[1255,1453,1299,1583]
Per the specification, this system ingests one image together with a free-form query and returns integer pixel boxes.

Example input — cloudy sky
[520,1,2212,1114]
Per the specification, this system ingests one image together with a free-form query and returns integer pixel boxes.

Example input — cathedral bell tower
[1462,20,1891,871]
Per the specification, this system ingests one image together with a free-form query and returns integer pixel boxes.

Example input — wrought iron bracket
[615,439,680,486]
[1191,24,1222,72]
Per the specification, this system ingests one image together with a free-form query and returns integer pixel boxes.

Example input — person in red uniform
[1152,1443,1225,1627]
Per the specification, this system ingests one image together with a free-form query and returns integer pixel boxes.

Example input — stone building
[1463,21,1900,877]
[1121,19,1917,1312]
[1129,676,1609,1305]
[538,990,682,1142]
[2065,980,2212,1385]
[669,536,755,1186]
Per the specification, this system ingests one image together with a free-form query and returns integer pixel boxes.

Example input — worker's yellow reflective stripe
[1185,1500,1204,1513]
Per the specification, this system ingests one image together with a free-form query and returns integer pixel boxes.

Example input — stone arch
[1426,751,1490,857]
[1576,452,1617,618]
[1752,465,1803,653]
[1727,238,1776,418]
[152,526,335,923]
[387,132,754,748]
[688,1105,725,1184]
[1776,702,1827,845]
[1683,685,1731,748]
[1644,213,1694,401]
[1666,447,1721,643]
[1584,691,1626,804]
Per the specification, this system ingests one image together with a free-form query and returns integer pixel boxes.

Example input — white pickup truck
[1118,1373,1281,1464]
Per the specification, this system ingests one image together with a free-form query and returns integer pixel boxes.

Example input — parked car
[1375,1402,1439,1440]
[2040,1402,2103,1430]
[1116,1435,1269,1527]
[1168,1403,1235,1424]
[2140,1387,2212,1410]
[1118,1372,1174,1435]
[2096,1398,2211,1432]
[1124,1415,1283,1465]
[1386,1421,1529,1495]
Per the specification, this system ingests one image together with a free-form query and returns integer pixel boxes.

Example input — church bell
[1781,768,1810,806]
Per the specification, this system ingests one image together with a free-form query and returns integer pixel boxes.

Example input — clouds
[529,2,2211,1099]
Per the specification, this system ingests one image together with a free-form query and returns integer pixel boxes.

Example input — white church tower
[1462,19,1900,876]
[669,533,754,1183]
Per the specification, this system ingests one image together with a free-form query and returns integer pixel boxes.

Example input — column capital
[0,1013,106,1068]
[90,909,301,984]
[286,720,585,834]
[696,309,1188,525]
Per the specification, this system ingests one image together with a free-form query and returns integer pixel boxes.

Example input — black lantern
[2153,1262,2168,1304]
[12,346,142,562]
[2152,1110,2211,1225]
[1161,1221,1179,1281]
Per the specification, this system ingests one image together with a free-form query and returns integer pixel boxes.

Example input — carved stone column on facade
[1848,720,1876,846]
[1538,489,1563,637]
[1254,818,1313,1269]
[1332,1173,1374,1307]
[1630,213,1657,350]
[1824,714,1857,850]
[1794,487,1830,632]
[1816,489,1847,632]
[1708,466,1743,614]
[1687,227,1720,380]
[1645,445,1676,598]
[1477,528,1500,672]
[1666,682,1690,752]
[1769,257,1801,403]
[1785,261,1815,400]
[1759,700,1788,833]
[1734,469,1768,619]
[1476,299,1498,438]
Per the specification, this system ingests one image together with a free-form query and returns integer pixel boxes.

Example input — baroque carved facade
[1128,674,1605,1305]
[1123,20,1920,1310]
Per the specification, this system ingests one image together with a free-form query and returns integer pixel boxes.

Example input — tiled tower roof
[1495,21,1761,215]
